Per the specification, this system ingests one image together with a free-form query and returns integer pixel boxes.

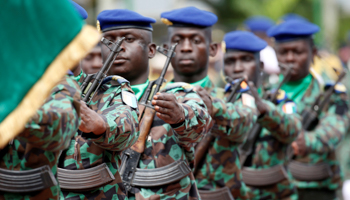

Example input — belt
[198,187,235,200]
[129,160,191,187]
[242,165,288,187]
[288,161,332,181]
[0,165,57,193]
[58,163,115,192]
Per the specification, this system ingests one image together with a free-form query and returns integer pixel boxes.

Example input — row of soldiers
[0,2,349,200]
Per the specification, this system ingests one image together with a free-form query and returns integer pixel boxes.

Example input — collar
[131,80,149,101]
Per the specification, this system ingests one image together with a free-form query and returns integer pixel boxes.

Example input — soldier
[222,30,302,200]
[81,44,103,74]
[58,4,140,200]
[160,7,255,199]
[97,9,212,200]
[267,19,350,200]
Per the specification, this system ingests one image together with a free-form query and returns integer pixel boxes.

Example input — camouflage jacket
[243,88,302,200]
[194,79,254,199]
[293,77,350,190]
[0,75,81,200]
[129,81,212,200]
[59,73,139,200]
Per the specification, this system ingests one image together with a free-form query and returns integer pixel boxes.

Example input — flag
[0,0,100,148]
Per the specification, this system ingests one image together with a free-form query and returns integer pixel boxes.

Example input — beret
[280,13,308,22]
[97,9,156,32]
[223,31,267,52]
[71,1,88,20]
[244,16,274,32]
[267,20,319,42]
[160,6,217,28]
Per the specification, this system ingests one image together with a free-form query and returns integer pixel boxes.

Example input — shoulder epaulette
[163,82,193,93]
[102,75,129,86]
[325,82,347,94]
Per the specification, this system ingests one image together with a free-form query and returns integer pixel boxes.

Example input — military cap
[267,20,319,42]
[280,13,308,22]
[97,9,156,32]
[160,6,217,28]
[244,16,274,32]
[70,1,88,20]
[223,31,267,52]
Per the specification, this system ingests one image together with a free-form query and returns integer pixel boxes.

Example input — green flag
[0,0,100,147]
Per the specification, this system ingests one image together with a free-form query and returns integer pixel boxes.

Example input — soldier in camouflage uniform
[97,9,212,200]
[0,74,81,200]
[58,5,139,200]
[268,19,350,200]
[221,30,302,200]
[160,7,257,199]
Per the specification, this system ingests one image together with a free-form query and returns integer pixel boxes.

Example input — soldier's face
[167,27,216,77]
[224,51,261,84]
[101,29,155,80]
[274,39,315,81]
[81,46,103,74]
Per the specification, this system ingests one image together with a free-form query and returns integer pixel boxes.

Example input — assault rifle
[239,64,293,166]
[80,37,125,103]
[301,71,346,131]
[119,44,181,193]
[193,77,244,176]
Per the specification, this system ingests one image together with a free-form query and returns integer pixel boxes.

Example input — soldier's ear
[148,43,157,59]
[209,42,218,57]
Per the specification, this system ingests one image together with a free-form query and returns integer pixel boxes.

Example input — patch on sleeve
[282,101,297,114]
[121,90,138,109]
[325,83,347,94]
[163,82,193,93]
[275,89,288,104]
[241,93,256,108]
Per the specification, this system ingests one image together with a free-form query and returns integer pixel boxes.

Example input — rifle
[193,78,244,176]
[119,44,178,192]
[301,71,346,131]
[80,37,125,103]
[240,64,293,166]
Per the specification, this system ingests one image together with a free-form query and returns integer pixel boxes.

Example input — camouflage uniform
[194,77,254,199]
[291,76,350,192]
[0,75,81,200]
[59,72,139,200]
[128,80,212,200]
[244,88,301,200]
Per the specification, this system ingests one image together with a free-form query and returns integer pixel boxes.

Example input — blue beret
[280,13,308,22]
[267,20,319,42]
[97,9,156,32]
[244,16,274,32]
[70,1,88,20]
[160,7,217,28]
[223,31,267,52]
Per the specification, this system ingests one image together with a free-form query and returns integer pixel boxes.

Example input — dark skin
[81,46,103,74]
[223,51,268,115]
[101,28,185,124]
[165,27,218,83]
[274,39,317,82]
[274,39,317,156]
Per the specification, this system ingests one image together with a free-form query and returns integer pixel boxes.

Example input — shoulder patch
[121,90,138,109]
[325,83,347,94]
[275,89,288,104]
[282,101,297,114]
[163,82,193,93]
[241,93,256,108]
[224,80,250,93]
[102,75,129,86]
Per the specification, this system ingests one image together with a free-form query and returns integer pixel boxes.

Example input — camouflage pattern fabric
[194,80,255,199]
[292,77,350,190]
[128,82,212,200]
[59,72,139,200]
[0,75,81,200]
[243,89,302,200]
